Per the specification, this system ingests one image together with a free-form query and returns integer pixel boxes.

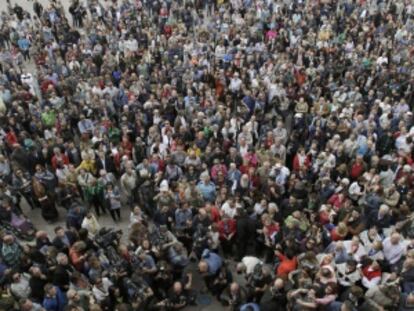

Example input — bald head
[230,282,239,293]
[198,260,208,273]
[173,281,182,293]
[274,278,284,289]
[390,232,401,245]
[236,262,246,274]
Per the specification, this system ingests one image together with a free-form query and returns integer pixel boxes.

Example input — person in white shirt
[92,277,113,304]
[348,179,364,202]
[236,256,263,276]
[81,212,100,238]
[383,232,407,266]
[229,72,242,93]
[343,237,367,262]
[221,198,240,219]
[360,227,382,252]
[10,272,31,299]
[336,260,361,287]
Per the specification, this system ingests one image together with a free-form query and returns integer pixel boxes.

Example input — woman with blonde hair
[330,222,348,241]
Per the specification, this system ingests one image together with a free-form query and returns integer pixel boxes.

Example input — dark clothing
[260,289,288,311]
[235,215,255,260]
[52,232,76,253]
[30,275,47,303]
[53,264,73,291]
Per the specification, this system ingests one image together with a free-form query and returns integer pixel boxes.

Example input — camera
[252,263,263,282]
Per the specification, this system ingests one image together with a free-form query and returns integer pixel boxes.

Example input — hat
[341,178,350,186]
[23,138,34,149]
[403,165,412,173]
[160,180,169,192]
[274,163,282,169]
[294,113,303,118]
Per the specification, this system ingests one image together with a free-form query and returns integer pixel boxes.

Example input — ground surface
[0,1,251,309]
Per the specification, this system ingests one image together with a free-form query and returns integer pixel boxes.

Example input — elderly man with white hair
[383,232,407,269]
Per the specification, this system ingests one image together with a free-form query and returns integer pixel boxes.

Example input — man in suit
[95,150,115,176]
[52,226,76,254]
[66,141,82,167]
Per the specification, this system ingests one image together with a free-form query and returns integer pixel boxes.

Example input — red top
[5,131,18,147]
[362,266,381,280]
[319,211,330,225]
[330,228,345,241]
[350,162,364,180]
[276,253,298,277]
[328,194,345,210]
[69,248,85,271]
[217,218,237,240]
[51,154,70,170]
[209,206,221,223]
[292,154,311,172]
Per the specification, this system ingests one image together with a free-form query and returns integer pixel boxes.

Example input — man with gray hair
[383,232,407,271]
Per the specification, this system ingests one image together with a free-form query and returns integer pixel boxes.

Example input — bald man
[219,282,246,309]
[383,232,407,269]
[260,278,287,311]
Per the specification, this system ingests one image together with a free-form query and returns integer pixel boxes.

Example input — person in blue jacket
[240,302,260,311]
[198,249,223,291]
[42,284,67,311]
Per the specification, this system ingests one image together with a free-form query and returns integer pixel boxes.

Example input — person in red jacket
[51,147,69,171]
[349,155,366,180]
[292,147,311,172]
[330,222,348,241]
[217,214,236,257]
[361,259,382,289]
[69,241,87,272]
[275,249,297,279]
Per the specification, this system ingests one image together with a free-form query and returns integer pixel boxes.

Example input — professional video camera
[148,225,171,248]
[123,276,151,302]
[251,263,264,283]
[192,224,208,257]
[94,228,126,273]
[95,227,122,248]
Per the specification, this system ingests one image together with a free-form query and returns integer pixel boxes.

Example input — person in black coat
[27,146,46,175]
[260,278,287,311]
[235,208,254,261]
[29,266,47,304]
[66,142,82,167]
[53,253,73,292]
[10,144,31,172]
[95,150,116,176]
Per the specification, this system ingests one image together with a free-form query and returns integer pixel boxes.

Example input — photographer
[150,225,178,255]
[136,248,158,285]
[198,249,223,292]
[220,282,247,310]
[246,264,272,304]
[153,261,174,300]
[261,278,288,311]
[167,243,189,278]
[173,203,193,252]
[156,281,189,310]
[122,275,154,310]
[191,223,210,259]
[211,261,233,299]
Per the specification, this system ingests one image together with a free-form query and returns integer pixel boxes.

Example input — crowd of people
[0,0,414,310]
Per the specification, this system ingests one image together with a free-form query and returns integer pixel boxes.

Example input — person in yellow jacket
[77,153,96,175]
